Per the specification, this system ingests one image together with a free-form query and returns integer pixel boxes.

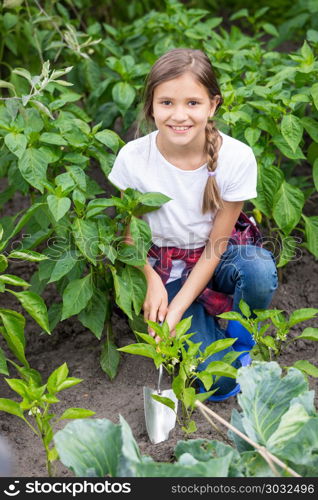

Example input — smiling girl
[108,48,278,400]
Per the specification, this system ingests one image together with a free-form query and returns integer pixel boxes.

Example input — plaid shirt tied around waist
[147,211,263,316]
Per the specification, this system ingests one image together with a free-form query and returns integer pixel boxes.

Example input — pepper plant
[0,219,52,375]
[218,298,318,377]
[0,360,95,477]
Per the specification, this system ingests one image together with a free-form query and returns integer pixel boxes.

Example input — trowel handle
[157,364,163,395]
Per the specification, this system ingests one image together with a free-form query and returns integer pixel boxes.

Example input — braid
[202,120,223,214]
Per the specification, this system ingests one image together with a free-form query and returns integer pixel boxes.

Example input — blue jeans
[165,244,278,396]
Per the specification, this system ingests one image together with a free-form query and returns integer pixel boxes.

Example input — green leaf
[244,127,261,147]
[95,130,121,153]
[239,299,251,318]
[277,235,297,268]
[0,202,46,253]
[110,266,132,319]
[129,216,152,252]
[195,371,213,391]
[59,408,96,420]
[175,316,192,338]
[100,338,120,380]
[302,215,318,258]
[47,195,71,221]
[151,394,175,411]
[202,338,236,359]
[54,418,122,477]
[116,243,146,267]
[261,335,277,351]
[0,347,9,375]
[39,132,68,146]
[204,361,237,379]
[254,164,283,219]
[57,377,82,392]
[0,274,30,287]
[5,378,29,398]
[0,80,16,91]
[272,135,305,160]
[295,327,318,341]
[121,266,147,316]
[310,82,318,110]
[72,218,99,265]
[112,82,136,112]
[86,197,125,218]
[273,181,305,235]
[230,8,248,20]
[262,22,279,37]
[48,250,77,283]
[55,172,75,192]
[288,308,318,327]
[217,311,245,321]
[4,133,27,159]
[313,158,318,191]
[0,311,28,366]
[0,398,25,419]
[0,255,8,272]
[47,362,68,393]
[18,148,48,193]
[301,117,318,143]
[293,360,318,378]
[134,192,172,215]
[78,288,108,340]
[61,274,94,321]
[8,249,49,262]
[132,332,156,346]
[183,387,196,409]
[68,165,86,191]
[266,402,310,452]
[117,415,143,476]
[235,362,308,445]
[8,290,50,334]
[281,115,303,153]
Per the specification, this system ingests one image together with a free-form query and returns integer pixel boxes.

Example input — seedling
[218,299,318,377]
[119,316,240,434]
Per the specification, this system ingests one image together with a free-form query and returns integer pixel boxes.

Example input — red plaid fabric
[147,211,262,316]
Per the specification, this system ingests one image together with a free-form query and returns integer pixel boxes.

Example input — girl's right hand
[143,272,168,338]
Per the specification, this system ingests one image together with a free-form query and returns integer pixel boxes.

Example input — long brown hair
[136,48,224,214]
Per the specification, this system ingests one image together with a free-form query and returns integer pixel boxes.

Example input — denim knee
[234,246,278,298]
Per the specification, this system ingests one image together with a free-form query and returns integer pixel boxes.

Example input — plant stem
[23,417,40,437]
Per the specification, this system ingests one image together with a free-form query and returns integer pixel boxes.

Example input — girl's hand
[143,272,168,338]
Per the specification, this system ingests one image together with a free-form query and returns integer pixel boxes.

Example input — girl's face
[152,71,218,150]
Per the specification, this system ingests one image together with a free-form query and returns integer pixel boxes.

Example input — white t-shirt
[108,130,257,283]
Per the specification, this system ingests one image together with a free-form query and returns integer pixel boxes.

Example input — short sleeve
[222,149,257,202]
[107,146,135,191]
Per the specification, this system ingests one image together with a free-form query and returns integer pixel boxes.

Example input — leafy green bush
[0,62,172,378]
[0,220,51,375]
[2,1,317,268]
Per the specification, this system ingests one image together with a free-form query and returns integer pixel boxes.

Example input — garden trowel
[143,363,178,444]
